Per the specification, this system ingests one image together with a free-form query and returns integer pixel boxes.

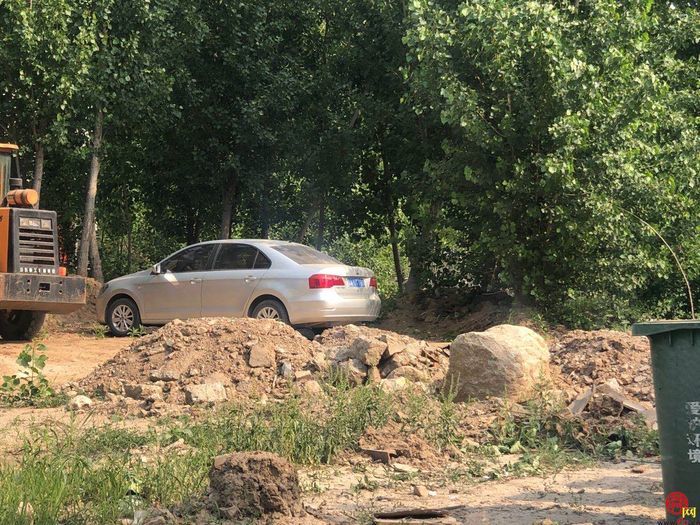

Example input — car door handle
[244,276,257,283]
[190,278,202,284]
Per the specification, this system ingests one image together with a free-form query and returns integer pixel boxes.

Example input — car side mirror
[151,263,162,275]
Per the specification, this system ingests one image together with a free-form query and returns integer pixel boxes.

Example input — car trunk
[304,264,375,298]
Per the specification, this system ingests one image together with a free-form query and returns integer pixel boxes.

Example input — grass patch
[0,383,391,524]
[0,378,659,524]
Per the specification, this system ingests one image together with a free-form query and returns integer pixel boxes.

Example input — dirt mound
[359,422,440,464]
[45,277,101,334]
[79,318,326,409]
[550,330,653,404]
[376,291,536,341]
[209,452,304,520]
[316,324,449,388]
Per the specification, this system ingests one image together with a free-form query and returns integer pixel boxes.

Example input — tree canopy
[1,0,698,327]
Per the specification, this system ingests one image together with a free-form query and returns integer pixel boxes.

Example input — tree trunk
[127,210,132,273]
[388,212,404,294]
[219,171,237,239]
[295,206,315,242]
[379,137,404,293]
[78,108,103,276]
[90,224,103,282]
[315,198,325,250]
[260,196,270,239]
[32,141,45,204]
[186,209,202,245]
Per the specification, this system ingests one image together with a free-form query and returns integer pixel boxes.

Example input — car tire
[251,299,290,324]
[106,297,141,337]
[0,310,46,341]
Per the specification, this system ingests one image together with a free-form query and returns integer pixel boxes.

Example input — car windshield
[271,244,341,265]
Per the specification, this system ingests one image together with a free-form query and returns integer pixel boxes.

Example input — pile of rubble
[551,330,653,403]
[550,330,655,423]
[79,318,327,412]
[317,325,450,389]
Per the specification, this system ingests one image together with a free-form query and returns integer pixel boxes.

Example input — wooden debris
[374,506,461,524]
[361,448,396,465]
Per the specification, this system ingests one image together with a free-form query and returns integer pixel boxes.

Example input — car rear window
[271,244,341,265]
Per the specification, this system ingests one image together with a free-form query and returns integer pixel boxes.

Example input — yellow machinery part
[0,208,10,272]
[6,189,38,207]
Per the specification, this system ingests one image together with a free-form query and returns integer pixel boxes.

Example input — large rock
[248,343,275,368]
[445,325,549,402]
[209,452,303,519]
[184,383,227,404]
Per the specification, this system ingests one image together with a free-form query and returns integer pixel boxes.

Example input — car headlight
[99,283,109,295]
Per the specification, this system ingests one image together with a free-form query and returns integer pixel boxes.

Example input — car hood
[107,269,151,286]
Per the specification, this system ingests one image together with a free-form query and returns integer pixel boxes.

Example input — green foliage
[2,0,699,327]
[405,0,700,325]
[0,383,391,523]
[327,233,408,300]
[0,343,55,406]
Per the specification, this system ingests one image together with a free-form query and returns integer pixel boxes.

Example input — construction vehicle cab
[0,143,85,340]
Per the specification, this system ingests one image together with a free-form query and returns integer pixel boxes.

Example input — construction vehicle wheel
[0,310,46,341]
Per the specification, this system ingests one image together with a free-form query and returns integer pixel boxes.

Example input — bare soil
[44,277,103,334]
[302,459,663,524]
[0,312,668,523]
[0,332,126,384]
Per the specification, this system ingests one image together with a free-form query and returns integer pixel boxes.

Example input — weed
[352,474,379,493]
[0,382,394,523]
[432,387,461,450]
[0,342,55,406]
[128,326,147,338]
[91,324,109,338]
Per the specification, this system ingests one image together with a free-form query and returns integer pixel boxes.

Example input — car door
[201,243,270,318]
[138,243,216,322]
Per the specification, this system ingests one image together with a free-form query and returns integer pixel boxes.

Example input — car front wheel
[251,299,289,324]
[106,297,141,336]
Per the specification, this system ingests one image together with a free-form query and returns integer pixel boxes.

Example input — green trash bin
[632,320,700,520]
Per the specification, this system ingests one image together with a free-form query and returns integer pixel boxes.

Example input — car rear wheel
[107,297,141,337]
[0,310,46,341]
[251,299,289,324]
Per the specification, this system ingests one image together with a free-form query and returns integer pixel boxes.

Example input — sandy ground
[0,332,127,384]
[303,460,664,524]
[0,333,128,450]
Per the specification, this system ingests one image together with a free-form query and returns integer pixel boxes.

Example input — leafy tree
[405,0,700,324]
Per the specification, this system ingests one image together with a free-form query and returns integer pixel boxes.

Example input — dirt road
[304,460,664,524]
[0,333,127,385]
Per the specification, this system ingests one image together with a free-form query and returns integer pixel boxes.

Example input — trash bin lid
[632,320,700,337]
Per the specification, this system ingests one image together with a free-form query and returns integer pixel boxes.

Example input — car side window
[253,251,271,269]
[161,244,215,273]
[212,244,262,271]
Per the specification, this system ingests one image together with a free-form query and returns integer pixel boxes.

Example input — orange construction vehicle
[0,143,85,339]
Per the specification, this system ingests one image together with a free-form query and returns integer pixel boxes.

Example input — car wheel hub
[257,306,279,320]
[112,305,134,331]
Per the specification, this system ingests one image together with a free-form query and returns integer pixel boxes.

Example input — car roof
[197,239,292,245]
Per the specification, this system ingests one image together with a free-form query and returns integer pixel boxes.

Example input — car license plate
[346,277,365,288]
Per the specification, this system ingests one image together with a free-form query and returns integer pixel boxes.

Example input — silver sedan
[96,240,381,336]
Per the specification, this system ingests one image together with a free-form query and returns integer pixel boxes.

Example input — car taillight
[309,274,345,289]
[369,277,377,288]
